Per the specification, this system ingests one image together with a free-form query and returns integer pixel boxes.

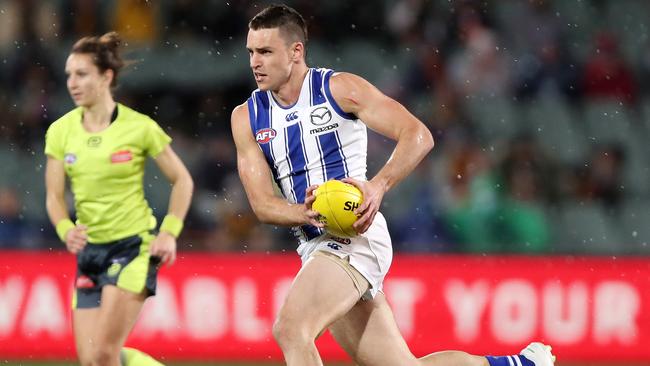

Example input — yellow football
[312,180,363,237]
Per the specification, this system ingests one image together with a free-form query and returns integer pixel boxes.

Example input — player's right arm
[45,156,87,253]
[231,102,323,228]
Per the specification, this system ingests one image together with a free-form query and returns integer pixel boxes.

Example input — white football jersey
[247,68,368,243]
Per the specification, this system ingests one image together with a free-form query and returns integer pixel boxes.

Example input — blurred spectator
[0,1,649,254]
[573,144,626,212]
[386,0,432,45]
[0,187,30,248]
[510,0,563,52]
[389,158,453,252]
[0,0,22,53]
[112,0,159,43]
[11,62,56,149]
[400,43,446,103]
[493,136,553,253]
[511,1,581,102]
[163,0,212,41]
[514,41,582,103]
[60,0,102,37]
[304,1,388,44]
[32,0,62,43]
[582,32,637,105]
[447,5,511,97]
[638,39,650,96]
[442,143,500,252]
[427,80,476,145]
[196,136,236,192]
[494,165,551,253]
[500,135,557,203]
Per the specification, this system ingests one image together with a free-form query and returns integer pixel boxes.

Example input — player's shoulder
[328,71,368,88]
[232,100,249,119]
[231,99,256,142]
[232,91,257,124]
[327,71,376,104]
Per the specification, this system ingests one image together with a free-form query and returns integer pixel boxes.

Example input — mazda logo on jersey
[285,111,298,122]
[310,106,332,126]
[256,128,277,144]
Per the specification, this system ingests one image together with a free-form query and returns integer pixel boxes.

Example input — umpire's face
[65,53,113,108]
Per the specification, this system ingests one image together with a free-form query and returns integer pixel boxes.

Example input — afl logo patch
[111,150,133,163]
[64,153,77,164]
[256,128,277,144]
[310,106,332,126]
[87,136,102,147]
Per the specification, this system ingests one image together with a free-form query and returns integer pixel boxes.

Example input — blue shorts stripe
[301,225,322,240]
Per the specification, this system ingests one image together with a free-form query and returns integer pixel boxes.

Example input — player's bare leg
[91,285,147,366]
[330,292,488,366]
[73,307,101,366]
[419,350,489,366]
[273,253,362,366]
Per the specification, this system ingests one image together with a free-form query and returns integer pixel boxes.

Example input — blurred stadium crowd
[1,0,650,255]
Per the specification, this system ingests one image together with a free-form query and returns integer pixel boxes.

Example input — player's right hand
[303,185,324,228]
[65,225,88,254]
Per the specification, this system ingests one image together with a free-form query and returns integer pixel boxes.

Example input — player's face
[247,27,295,91]
[65,53,112,108]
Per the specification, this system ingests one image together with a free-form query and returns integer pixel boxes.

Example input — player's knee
[272,316,311,348]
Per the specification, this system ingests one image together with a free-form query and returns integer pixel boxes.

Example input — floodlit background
[1,0,650,365]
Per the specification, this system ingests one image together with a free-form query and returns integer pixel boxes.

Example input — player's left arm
[329,72,434,233]
[150,145,194,265]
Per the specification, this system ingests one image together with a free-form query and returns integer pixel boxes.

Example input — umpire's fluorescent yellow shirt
[45,103,171,243]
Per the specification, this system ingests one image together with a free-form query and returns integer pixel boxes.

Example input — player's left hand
[303,184,325,228]
[342,177,386,234]
[150,231,177,266]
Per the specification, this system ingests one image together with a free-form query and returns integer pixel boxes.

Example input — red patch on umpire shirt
[110,150,133,163]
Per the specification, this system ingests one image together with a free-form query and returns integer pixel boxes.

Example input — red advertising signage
[0,252,648,363]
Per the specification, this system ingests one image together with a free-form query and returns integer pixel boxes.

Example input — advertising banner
[0,252,648,362]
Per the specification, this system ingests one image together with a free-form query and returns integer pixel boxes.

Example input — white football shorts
[296,211,392,299]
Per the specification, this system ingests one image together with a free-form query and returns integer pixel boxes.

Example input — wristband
[55,219,75,242]
[160,214,183,238]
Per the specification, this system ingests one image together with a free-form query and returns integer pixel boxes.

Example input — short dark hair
[249,4,308,46]
[71,31,124,87]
